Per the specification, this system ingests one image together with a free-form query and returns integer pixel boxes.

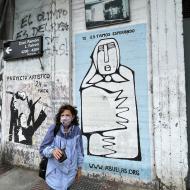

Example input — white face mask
[60,116,73,126]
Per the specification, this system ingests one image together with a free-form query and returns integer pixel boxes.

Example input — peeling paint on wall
[2,0,71,167]
[150,0,188,189]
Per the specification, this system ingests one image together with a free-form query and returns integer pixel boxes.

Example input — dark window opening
[183,0,190,18]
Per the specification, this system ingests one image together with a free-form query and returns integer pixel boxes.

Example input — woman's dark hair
[54,104,79,135]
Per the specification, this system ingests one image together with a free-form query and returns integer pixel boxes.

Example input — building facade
[0,0,189,189]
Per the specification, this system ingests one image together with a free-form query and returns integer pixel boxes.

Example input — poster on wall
[85,0,130,29]
[75,24,151,181]
[6,73,51,146]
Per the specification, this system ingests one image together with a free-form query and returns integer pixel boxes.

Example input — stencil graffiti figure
[7,91,47,145]
[18,106,46,145]
[80,38,141,160]
[8,91,26,142]
[27,96,41,126]
[9,95,19,142]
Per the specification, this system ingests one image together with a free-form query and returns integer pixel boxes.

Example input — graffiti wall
[75,24,151,181]
[12,0,70,110]
[6,73,50,146]
[14,0,69,58]
[2,0,70,167]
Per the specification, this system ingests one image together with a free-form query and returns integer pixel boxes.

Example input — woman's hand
[52,148,63,160]
[75,168,82,182]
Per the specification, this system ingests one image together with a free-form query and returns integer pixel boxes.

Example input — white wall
[72,0,188,189]
[1,0,71,168]
[150,0,188,189]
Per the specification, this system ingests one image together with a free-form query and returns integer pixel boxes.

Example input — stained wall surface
[1,0,71,167]
[0,0,188,190]
[72,0,188,189]
[73,0,152,185]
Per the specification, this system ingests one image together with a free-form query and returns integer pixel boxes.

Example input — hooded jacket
[39,124,84,189]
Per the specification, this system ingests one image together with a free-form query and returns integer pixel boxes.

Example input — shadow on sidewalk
[0,164,13,175]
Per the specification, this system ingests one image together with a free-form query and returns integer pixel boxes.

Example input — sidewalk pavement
[0,164,154,190]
